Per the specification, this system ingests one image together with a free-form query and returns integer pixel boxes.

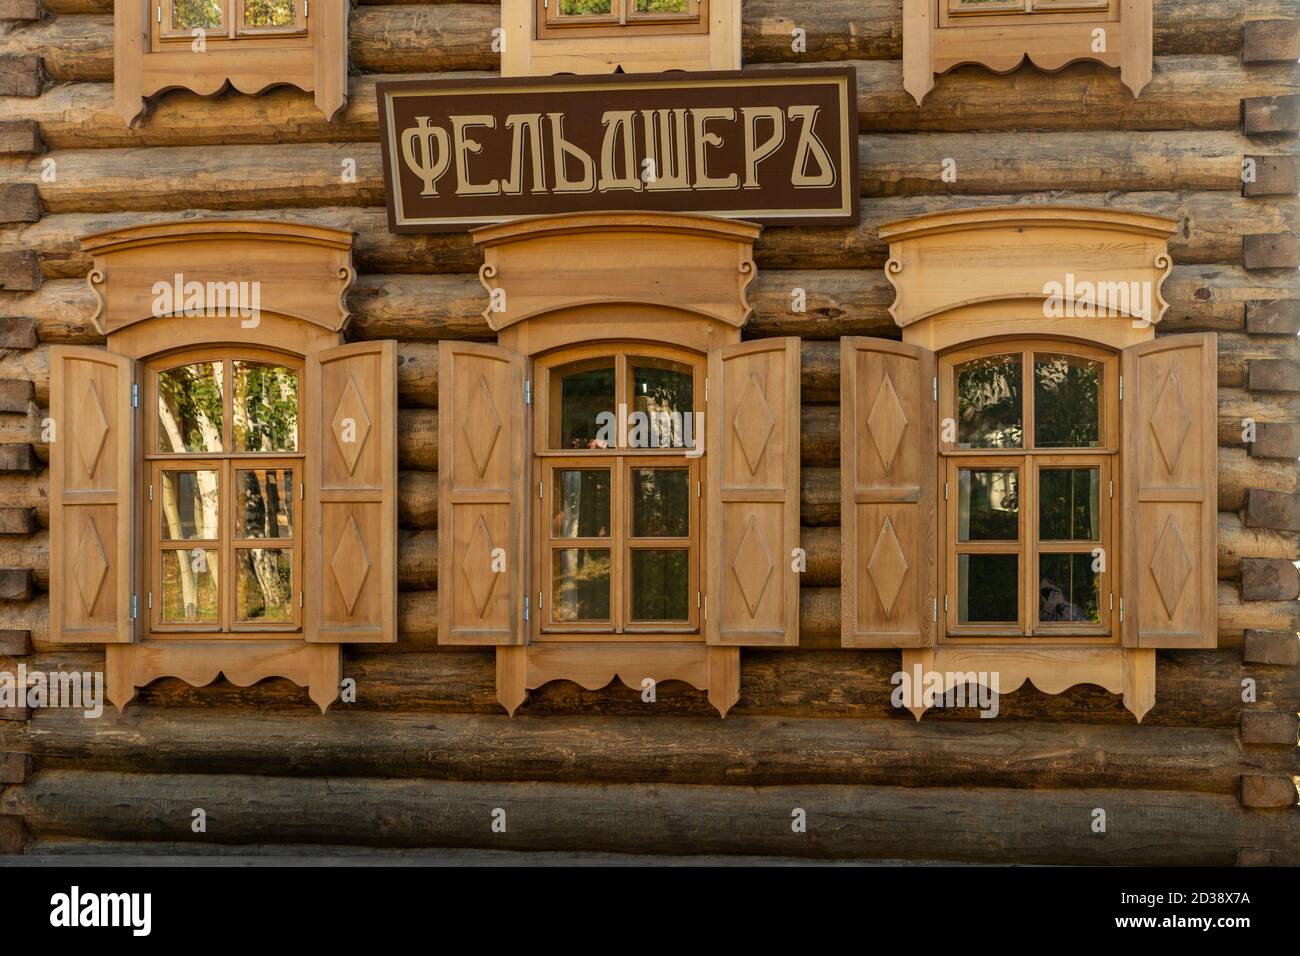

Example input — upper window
[149,351,303,633]
[156,0,306,43]
[941,341,1117,641]
[535,345,703,637]
[537,0,707,38]
[949,0,1110,16]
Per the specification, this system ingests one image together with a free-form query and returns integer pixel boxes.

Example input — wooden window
[940,341,1119,642]
[949,0,1110,16]
[147,350,303,636]
[533,346,704,640]
[537,0,708,39]
[154,0,307,45]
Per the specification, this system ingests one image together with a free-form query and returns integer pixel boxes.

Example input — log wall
[0,1,1295,863]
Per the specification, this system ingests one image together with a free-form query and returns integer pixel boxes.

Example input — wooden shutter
[707,338,800,646]
[438,341,528,645]
[841,338,936,647]
[306,341,397,643]
[50,346,137,644]
[1122,333,1217,648]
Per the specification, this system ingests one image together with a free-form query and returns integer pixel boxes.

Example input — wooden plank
[1240,774,1297,808]
[1243,154,1298,197]
[1243,233,1300,270]
[0,508,36,536]
[1240,558,1300,601]
[1242,18,1300,64]
[0,318,38,349]
[0,0,42,20]
[5,771,1296,864]
[1243,94,1300,135]
[0,445,36,472]
[17,709,1294,794]
[0,628,30,654]
[0,120,42,156]
[1249,422,1300,459]
[1239,711,1297,747]
[0,379,34,412]
[0,184,41,224]
[1247,359,1300,392]
[0,53,41,96]
[0,815,24,855]
[1247,299,1300,335]
[0,252,41,291]
[0,752,29,784]
[0,568,32,601]
[1244,489,1300,532]
[1242,629,1299,666]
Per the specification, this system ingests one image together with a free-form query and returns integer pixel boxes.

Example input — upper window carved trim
[903,0,1153,104]
[473,212,760,335]
[500,0,740,76]
[880,206,1176,340]
[81,220,356,337]
[114,0,349,127]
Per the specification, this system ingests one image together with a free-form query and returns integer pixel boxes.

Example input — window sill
[105,641,341,714]
[900,645,1155,722]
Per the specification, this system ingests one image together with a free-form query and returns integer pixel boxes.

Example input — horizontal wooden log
[1243,154,1298,197]
[1218,513,1299,579]
[1247,298,1300,335]
[0,507,35,535]
[0,568,31,601]
[1243,629,1299,667]
[1248,358,1300,392]
[0,119,39,155]
[0,628,28,655]
[0,444,35,471]
[6,57,1299,152]
[0,815,23,854]
[5,132,1289,216]
[0,250,39,290]
[1243,232,1300,270]
[0,183,38,223]
[1240,558,1300,602]
[1240,774,1297,808]
[1243,94,1300,135]
[19,708,1292,794]
[1244,488,1300,532]
[1239,711,1297,747]
[0,752,28,783]
[6,770,1295,863]
[0,316,36,348]
[0,53,41,97]
[1242,18,1300,64]
[0,0,42,20]
[10,190,1295,280]
[1248,422,1300,459]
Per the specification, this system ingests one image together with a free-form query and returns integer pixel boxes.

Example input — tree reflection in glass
[233,362,297,453]
[552,549,611,621]
[1039,467,1099,541]
[955,354,1022,448]
[632,468,688,537]
[554,470,610,538]
[957,469,1018,541]
[1034,354,1102,448]
[244,0,296,27]
[556,363,615,449]
[161,549,218,623]
[1039,553,1100,623]
[958,554,1018,623]
[632,550,689,620]
[157,362,223,453]
[173,0,222,30]
[237,548,293,622]
[632,359,693,449]
[160,470,220,540]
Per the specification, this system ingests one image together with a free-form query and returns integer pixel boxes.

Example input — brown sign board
[376,68,858,232]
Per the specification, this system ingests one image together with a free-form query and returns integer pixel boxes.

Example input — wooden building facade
[0,0,1296,863]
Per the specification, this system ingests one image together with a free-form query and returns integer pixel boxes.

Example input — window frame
[943,0,1116,27]
[536,0,708,40]
[938,338,1120,646]
[145,346,306,641]
[531,342,706,643]
[153,0,308,46]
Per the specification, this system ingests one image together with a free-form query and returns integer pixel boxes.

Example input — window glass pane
[1034,354,1102,448]
[957,554,1018,624]
[634,0,689,13]
[554,362,615,450]
[160,470,220,540]
[233,362,298,453]
[236,548,294,623]
[157,362,224,453]
[955,354,1023,448]
[631,550,689,621]
[161,548,219,623]
[631,358,694,450]
[172,0,223,30]
[244,0,296,27]
[1038,553,1101,624]
[632,468,688,537]
[957,468,1019,541]
[1039,467,1100,541]
[551,548,611,622]
[951,0,1025,11]
[553,470,611,538]
[236,468,294,539]
[559,0,613,14]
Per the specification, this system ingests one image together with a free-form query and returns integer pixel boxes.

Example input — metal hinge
[148,483,153,502]
[1109,593,1114,611]
[1118,376,1124,401]
[524,380,532,405]
[943,594,949,613]
[303,0,308,16]
[299,591,304,608]
[538,590,542,610]
[131,383,139,408]
[932,376,938,402]
[1108,480,1113,499]
[300,481,304,500]
[944,480,950,500]
[696,480,701,498]
[130,594,138,619]
[148,592,153,610]
[156,4,161,23]
[538,480,543,499]
[523,596,530,622]
[696,591,702,609]
[704,378,708,402]
[931,597,937,622]
[1118,597,1124,622]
